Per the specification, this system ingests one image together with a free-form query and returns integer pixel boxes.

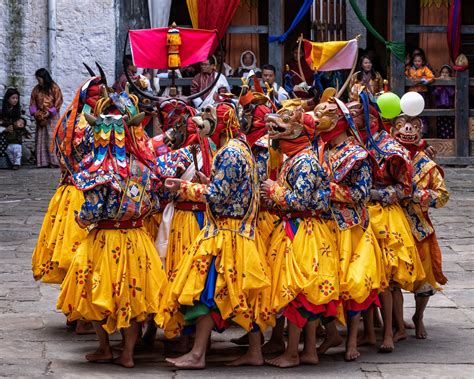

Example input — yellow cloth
[165,209,203,278]
[368,203,425,292]
[143,212,163,241]
[155,218,273,338]
[413,234,442,294]
[304,39,352,70]
[256,210,278,247]
[57,227,167,334]
[187,0,199,28]
[32,184,87,284]
[335,224,387,303]
[267,217,339,314]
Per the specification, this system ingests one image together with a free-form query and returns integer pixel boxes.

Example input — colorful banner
[129,27,218,69]
[447,0,462,66]
[303,39,358,71]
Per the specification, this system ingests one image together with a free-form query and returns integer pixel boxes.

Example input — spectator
[286,44,313,85]
[30,68,63,168]
[412,47,435,74]
[349,54,384,101]
[261,64,289,107]
[215,48,234,77]
[0,88,22,169]
[113,55,138,93]
[4,117,30,169]
[190,56,230,109]
[234,50,261,79]
[434,64,455,139]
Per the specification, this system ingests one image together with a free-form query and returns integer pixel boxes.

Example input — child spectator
[433,64,455,139]
[1,88,23,169]
[405,54,434,136]
[4,117,30,169]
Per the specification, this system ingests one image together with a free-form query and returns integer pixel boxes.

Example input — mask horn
[95,62,108,86]
[83,63,96,77]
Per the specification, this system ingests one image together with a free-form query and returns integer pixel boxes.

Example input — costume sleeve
[373,157,413,205]
[330,159,372,204]
[268,156,329,211]
[179,181,206,203]
[52,84,63,113]
[374,72,384,93]
[412,167,449,209]
[79,186,119,224]
[29,87,38,115]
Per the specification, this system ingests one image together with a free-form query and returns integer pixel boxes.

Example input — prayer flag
[129,27,218,69]
[303,38,358,71]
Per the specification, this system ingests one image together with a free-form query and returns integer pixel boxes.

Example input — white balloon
[400,92,425,116]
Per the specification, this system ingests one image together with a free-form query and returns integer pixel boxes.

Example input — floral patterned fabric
[368,130,413,206]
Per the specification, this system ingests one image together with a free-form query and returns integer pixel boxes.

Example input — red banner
[129,27,218,69]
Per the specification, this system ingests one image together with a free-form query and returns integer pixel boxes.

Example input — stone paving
[0,167,473,378]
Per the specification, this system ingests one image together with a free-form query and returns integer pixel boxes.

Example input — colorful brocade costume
[57,113,168,334]
[266,145,340,328]
[320,137,386,311]
[402,151,449,294]
[156,138,273,338]
[367,130,425,291]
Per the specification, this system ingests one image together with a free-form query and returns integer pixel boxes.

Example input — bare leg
[262,316,286,354]
[359,306,377,346]
[166,314,215,369]
[266,321,300,368]
[392,287,407,342]
[317,320,342,354]
[114,319,140,368]
[413,295,430,339]
[300,320,319,365]
[85,321,113,362]
[378,290,394,353]
[227,330,264,366]
[75,320,95,335]
[345,313,361,361]
[142,319,157,347]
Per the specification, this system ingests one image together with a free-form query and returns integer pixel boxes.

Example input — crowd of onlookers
[0,45,457,170]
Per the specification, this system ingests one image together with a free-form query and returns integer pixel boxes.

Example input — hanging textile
[148,0,172,28]
[197,0,241,39]
[268,0,314,43]
[187,0,199,29]
[348,0,405,62]
[303,39,358,71]
[447,0,464,69]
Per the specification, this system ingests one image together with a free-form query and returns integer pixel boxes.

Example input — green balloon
[376,92,401,119]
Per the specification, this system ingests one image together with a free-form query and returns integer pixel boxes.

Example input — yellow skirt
[267,217,340,314]
[336,224,387,303]
[32,184,87,284]
[155,218,272,339]
[57,226,168,334]
[143,212,163,241]
[165,209,203,278]
[413,234,446,294]
[369,203,425,291]
[257,210,279,247]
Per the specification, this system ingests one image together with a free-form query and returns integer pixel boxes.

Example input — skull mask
[392,115,422,145]
[192,105,218,139]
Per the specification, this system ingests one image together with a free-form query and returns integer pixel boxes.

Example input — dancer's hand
[165,178,184,192]
[194,171,210,185]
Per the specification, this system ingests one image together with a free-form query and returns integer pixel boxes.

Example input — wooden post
[455,68,470,157]
[389,0,405,96]
[268,0,284,84]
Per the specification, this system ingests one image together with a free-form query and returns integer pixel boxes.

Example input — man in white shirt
[261,64,289,107]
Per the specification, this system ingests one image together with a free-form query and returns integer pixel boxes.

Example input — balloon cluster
[376,91,425,119]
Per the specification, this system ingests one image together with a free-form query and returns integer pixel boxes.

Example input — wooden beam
[406,78,455,86]
[227,25,269,34]
[406,25,474,34]
[268,0,284,83]
[455,68,470,156]
[420,109,456,117]
[389,0,405,96]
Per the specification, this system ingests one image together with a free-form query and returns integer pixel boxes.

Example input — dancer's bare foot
[166,351,205,369]
[378,337,394,353]
[262,338,286,355]
[299,349,319,365]
[266,351,300,368]
[412,314,427,339]
[85,348,113,363]
[393,329,407,343]
[345,344,360,361]
[75,321,95,335]
[226,351,264,366]
[317,333,343,354]
[113,354,134,368]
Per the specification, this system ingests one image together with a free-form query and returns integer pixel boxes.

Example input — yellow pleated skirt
[143,212,163,241]
[267,217,340,314]
[57,226,168,334]
[335,224,387,303]
[165,209,203,278]
[413,234,446,294]
[368,203,425,292]
[32,184,88,284]
[155,218,273,339]
[256,210,279,247]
